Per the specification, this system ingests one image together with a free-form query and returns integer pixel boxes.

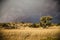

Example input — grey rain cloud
[0,0,60,23]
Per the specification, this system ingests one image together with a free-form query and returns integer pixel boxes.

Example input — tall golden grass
[0,27,60,40]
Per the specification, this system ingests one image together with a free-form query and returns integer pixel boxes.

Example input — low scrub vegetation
[29,23,40,28]
[0,16,60,29]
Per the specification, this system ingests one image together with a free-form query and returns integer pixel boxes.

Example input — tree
[40,16,53,28]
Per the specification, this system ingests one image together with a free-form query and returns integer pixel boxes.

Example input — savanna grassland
[0,16,60,40]
[0,27,60,40]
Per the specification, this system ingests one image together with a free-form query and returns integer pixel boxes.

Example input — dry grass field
[0,27,60,40]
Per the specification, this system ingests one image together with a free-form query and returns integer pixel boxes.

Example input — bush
[29,23,39,28]
[21,21,25,24]
[0,23,11,29]
[56,23,60,26]
[7,22,17,29]
[0,22,17,29]
[40,16,53,28]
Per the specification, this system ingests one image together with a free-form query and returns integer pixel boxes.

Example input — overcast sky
[0,0,60,23]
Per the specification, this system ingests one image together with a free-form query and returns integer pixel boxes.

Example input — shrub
[1,23,11,29]
[29,23,39,28]
[0,22,17,29]
[8,22,17,29]
[21,21,25,24]
[56,23,60,26]
[40,16,53,28]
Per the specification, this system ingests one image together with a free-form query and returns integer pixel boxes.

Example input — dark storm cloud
[0,0,60,23]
